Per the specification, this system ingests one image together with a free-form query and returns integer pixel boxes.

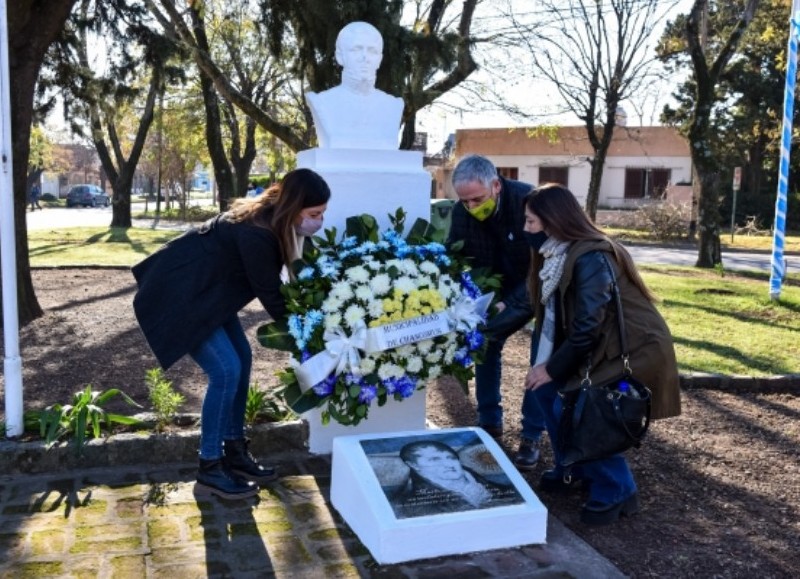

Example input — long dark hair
[228,168,331,267]
[524,183,655,303]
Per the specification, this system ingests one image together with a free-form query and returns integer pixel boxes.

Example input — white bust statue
[306,21,404,150]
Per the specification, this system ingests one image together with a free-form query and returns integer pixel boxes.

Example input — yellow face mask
[465,197,496,221]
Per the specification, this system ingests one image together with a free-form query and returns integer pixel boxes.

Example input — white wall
[484,154,691,209]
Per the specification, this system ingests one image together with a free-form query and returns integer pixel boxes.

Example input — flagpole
[0,0,22,437]
[770,0,800,300]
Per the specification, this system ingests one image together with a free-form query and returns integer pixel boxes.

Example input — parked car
[65,184,110,208]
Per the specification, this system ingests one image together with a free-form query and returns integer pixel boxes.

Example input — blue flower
[298,267,315,281]
[288,314,305,349]
[466,329,485,351]
[358,384,378,404]
[383,376,416,399]
[312,374,336,397]
[340,236,358,249]
[460,272,481,299]
[454,347,472,367]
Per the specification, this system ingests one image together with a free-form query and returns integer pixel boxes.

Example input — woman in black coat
[133,169,331,499]
[522,184,680,525]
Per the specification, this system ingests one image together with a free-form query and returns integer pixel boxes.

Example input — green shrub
[37,386,143,455]
[245,382,295,426]
[145,368,185,431]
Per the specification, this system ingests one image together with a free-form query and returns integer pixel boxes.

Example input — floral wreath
[258,209,500,426]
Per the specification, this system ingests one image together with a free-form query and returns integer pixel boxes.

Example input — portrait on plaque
[359,431,524,519]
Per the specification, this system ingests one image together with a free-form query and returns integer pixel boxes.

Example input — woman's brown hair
[227,168,331,267]
[524,183,655,304]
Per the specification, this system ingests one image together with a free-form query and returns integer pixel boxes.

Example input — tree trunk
[584,149,608,222]
[2,0,77,327]
[693,163,722,267]
[190,3,234,211]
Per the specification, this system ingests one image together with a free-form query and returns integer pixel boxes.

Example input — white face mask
[294,217,323,237]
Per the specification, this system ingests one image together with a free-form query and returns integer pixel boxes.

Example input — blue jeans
[475,336,545,441]
[535,380,637,505]
[190,316,252,460]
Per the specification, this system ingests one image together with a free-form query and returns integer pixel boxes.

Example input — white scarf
[535,238,571,365]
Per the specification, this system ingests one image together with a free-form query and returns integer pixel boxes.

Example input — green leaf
[257,320,295,351]
[406,217,434,244]
[348,385,361,399]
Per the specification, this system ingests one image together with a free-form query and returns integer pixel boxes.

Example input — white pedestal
[304,390,426,454]
[297,148,432,234]
[331,427,547,564]
[298,147,433,453]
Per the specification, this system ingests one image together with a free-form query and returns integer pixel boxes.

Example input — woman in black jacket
[522,184,680,525]
[132,169,331,499]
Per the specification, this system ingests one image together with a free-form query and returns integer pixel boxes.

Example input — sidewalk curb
[1,418,308,476]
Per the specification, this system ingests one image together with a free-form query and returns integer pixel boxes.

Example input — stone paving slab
[0,455,626,578]
[0,421,627,578]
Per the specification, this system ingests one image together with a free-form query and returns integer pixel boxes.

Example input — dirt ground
[3,268,799,578]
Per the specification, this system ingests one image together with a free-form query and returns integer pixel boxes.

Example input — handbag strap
[601,253,631,375]
[582,252,632,383]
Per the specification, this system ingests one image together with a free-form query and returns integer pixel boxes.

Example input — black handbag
[558,256,652,468]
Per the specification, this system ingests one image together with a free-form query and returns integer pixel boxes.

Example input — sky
[415,0,696,154]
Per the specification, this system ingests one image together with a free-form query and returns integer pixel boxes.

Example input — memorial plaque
[331,427,547,564]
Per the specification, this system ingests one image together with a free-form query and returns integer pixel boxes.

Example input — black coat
[531,239,681,419]
[131,214,287,369]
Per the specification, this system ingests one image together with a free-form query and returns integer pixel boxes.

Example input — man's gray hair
[451,154,499,189]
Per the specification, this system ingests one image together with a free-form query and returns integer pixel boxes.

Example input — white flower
[400,258,420,275]
[416,339,434,354]
[444,343,457,364]
[330,280,354,301]
[425,350,443,364]
[416,275,434,289]
[428,366,442,380]
[360,357,377,374]
[369,273,391,296]
[324,312,343,330]
[406,356,423,373]
[354,285,374,302]
[378,362,404,380]
[322,295,343,313]
[367,299,384,318]
[394,276,416,293]
[396,345,416,358]
[419,260,439,275]
[346,265,370,284]
[344,304,366,328]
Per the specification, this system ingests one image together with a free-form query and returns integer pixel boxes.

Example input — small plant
[145,368,185,431]
[38,386,143,454]
[245,382,295,426]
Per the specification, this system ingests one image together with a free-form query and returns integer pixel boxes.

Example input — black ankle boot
[195,458,258,500]
[223,438,278,483]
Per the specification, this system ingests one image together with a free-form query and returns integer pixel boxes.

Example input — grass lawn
[26,226,800,377]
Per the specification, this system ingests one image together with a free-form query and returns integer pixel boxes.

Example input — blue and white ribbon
[447,292,494,332]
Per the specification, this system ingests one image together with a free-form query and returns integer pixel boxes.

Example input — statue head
[335,22,384,87]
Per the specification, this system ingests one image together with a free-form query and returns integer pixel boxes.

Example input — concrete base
[297,147,432,234]
[330,427,547,564]
[298,146,434,453]
[303,390,426,454]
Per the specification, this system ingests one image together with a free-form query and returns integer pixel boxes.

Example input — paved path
[0,451,625,579]
[624,243,800,273]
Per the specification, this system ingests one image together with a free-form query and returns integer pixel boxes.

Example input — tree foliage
[657,0,760,267]
[659,0,796,232]
[507,0,681,220]
[3,0,78,326]
[147,0,480,151]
